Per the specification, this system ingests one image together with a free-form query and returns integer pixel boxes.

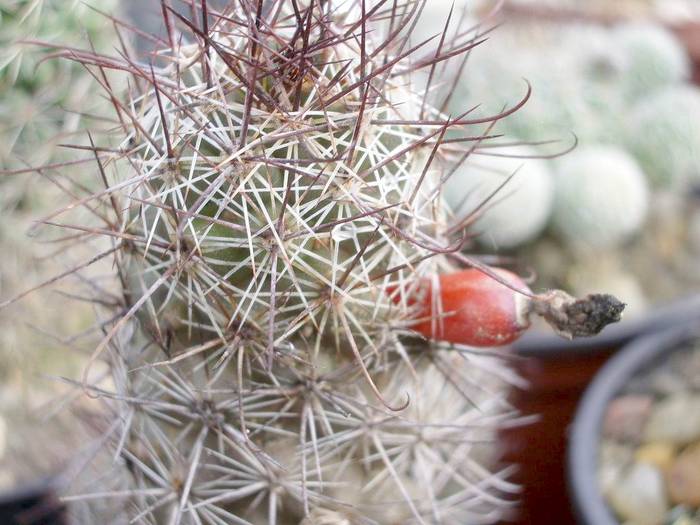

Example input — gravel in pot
[569,324,700,525]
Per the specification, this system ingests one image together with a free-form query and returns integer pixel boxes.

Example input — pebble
[650,369,688,396]
[600,345,700,525]
[668,442,700,507]
[644,395,700,444]
[608,462,668,525]
[603,394,653,441]
[599,442,634,496]
[667,505,700,525]
[636,442,676,471]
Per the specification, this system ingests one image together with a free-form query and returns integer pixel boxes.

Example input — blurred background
[1,0,700,523]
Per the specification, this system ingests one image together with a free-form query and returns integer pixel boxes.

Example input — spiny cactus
[0,0,118,169]
[626,84,700,189]
[443,145,554,249]
[11,2,624,523]
[612,22,690,101]
[550,145,650,248]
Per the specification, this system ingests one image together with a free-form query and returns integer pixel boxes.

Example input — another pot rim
[0,476,62,507]
[567,323,700,525]
[513,293,700,357]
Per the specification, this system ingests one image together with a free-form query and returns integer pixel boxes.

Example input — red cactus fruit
[410,268,533,347]
[399,267,626,346]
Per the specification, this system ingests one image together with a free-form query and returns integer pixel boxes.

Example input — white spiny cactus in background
[626,84,700,189]
[551,145,650,248]
[612,23,690,100]
[454,22,624,145]
[563,24,629,143]
[446,20,691,152]
[443,146,554,249]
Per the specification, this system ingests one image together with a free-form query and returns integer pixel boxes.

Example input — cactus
[455,22,626,146]
[563,24,630,144]
[9,2,625,523]
[626,84,700,189]
[550,145,650,248]
[612,22,690,101]
[443,145,554,249]
[0,0,118,169]
[460,27,583,141]
[0,3,121,486]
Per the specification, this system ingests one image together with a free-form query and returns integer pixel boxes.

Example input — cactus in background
[0,0,118,169]
[0,2,120,485]
[443,146,554,249]
[449,20,691,151]
[612,23,690,101]
[461,26,587,141]
[550,145,650,248]
[8,2,624,523]
[626,84,700,189]
[453,22,626,146]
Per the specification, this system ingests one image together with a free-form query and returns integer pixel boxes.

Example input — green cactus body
[46,3,526,523]
[122,45,440,356]
[626,84,700,189]
[443,145,554,249]
[551,145,650,248]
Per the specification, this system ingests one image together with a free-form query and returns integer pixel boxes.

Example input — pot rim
[514,293,700,357]
[567,323,700,525]
[0,475,61,507]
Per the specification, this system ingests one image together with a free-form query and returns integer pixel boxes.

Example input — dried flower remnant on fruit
[533,290,626,339]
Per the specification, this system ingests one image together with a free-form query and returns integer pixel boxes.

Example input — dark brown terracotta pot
[499,295,700,525]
